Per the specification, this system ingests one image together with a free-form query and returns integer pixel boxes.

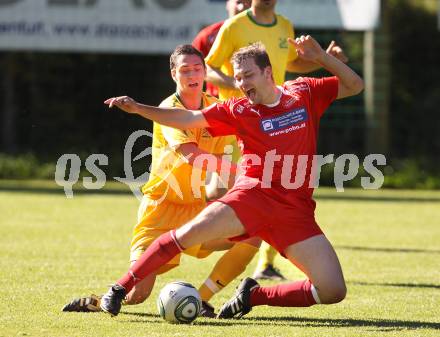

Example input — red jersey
[202,76,339,197]
[192,21,224,97]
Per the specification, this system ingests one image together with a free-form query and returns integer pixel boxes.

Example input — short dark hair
[230,42,272,72]
[170,44,205,70]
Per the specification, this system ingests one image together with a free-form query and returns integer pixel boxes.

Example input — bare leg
[200,236,260,251]
[125,203,249,305]
[216,234,346,318]
[114,202,245,294]
[283,234,346,304]
[124,273,157,305]
[176,201,246,248]
[100,202,248,316]
[200,239,235,251]
[124,259,158,305]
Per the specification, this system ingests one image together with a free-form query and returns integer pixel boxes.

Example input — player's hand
[104,96,138,114]
[326,40,349,63]
[288,35,325,63]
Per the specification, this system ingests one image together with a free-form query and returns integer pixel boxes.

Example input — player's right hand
[289,35,325,64]
[104,96,138,114]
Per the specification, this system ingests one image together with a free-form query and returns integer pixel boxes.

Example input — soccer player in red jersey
[101,35,364,318]
[192,0,251,97]
[204,0,349,281]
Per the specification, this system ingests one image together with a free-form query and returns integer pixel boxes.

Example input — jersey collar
[175,92,204,110]
[246,9,277,27]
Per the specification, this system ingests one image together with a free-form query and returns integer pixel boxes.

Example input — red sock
[250,280,317,307]
[116,230,183,293]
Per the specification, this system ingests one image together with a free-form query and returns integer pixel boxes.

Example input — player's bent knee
[125,296,146,305]
[244,236,262,248]
[125,290,151,305]
[319,283,347,304]
[200,238,234,251]
[176,221,205,249]
[124,280,154,305]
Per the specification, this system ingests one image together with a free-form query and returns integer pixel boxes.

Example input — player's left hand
[104,96,138,114]
[326,40,349,63]
[288,35,325,63]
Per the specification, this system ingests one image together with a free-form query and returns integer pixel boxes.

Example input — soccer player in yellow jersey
[62,45,260,317]
[205,0,348,280]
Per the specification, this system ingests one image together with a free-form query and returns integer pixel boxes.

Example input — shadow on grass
[121,311,233,326]
[122,312,157,318]
[349,281,440,289]
[120,312,440,330]
[336,245,440,254]
[241,316,440,330]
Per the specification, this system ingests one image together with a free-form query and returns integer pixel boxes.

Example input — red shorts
[218,179,323,257]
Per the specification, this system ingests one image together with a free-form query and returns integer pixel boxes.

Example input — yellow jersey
[141,93,232,204]
[206,9,298,100]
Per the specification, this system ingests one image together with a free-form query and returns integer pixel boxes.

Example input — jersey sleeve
[205,20,234,68]
[202,101,237,137]
[211,135,236,154]
[161,126,199,149]
[304,76,339,118]
[158,98,200,148]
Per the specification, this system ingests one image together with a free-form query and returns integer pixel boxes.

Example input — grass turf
[1,181,439,336]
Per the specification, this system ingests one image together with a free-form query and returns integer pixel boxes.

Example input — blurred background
[0,0,439,190]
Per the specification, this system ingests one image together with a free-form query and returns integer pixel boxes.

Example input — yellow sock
[255,241,277,272]
[198,243,259,302]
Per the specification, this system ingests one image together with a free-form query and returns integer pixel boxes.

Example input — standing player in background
[192,0,251,97]
[205,0,348,281]
[100,36,364,318]
[62,45,260,318]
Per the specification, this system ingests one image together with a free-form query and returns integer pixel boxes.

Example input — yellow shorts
[130,195,212,274]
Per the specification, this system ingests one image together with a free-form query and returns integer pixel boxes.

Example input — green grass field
[1,181,439,337]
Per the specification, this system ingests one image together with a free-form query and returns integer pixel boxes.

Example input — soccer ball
[157,281,201,324]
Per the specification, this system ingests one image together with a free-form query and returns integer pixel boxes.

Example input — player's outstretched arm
[104,96,209,129]
[289,35,364,99]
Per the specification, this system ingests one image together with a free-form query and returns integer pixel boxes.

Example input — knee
[245,236,262,248]
[175,222,200,249]
[320,283,347,304]
[124,289,151,305]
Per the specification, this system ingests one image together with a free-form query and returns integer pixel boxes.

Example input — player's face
[227,0,251,17]
[172,54,206,94]
[233,58,273,105]
[252,0,276,11]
